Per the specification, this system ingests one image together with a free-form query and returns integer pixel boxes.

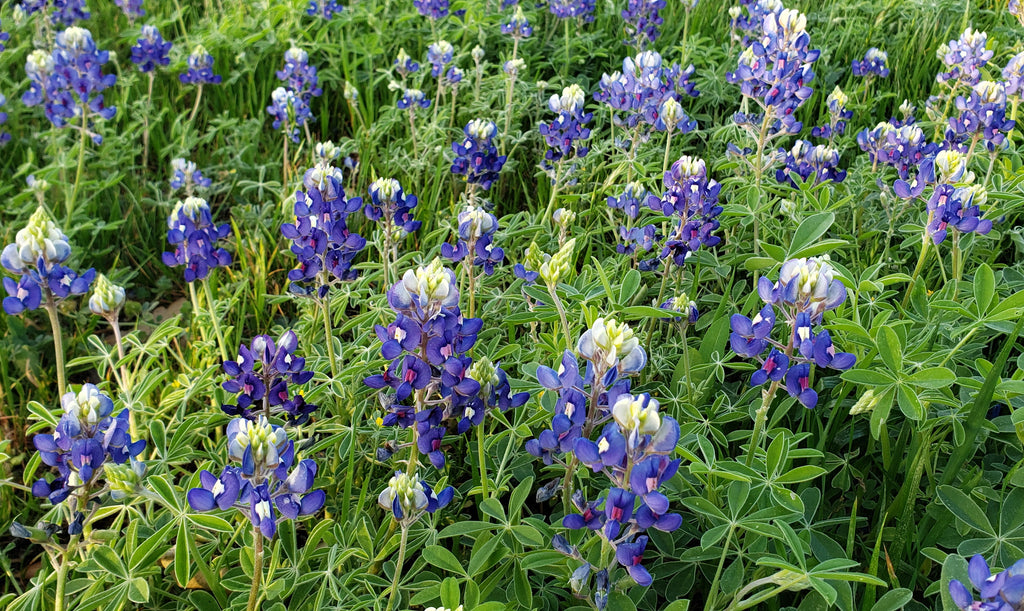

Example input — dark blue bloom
[937,28,992,88]
[501,6,532,38]
[222,330,318,425]
[161,197,231,283]
[130,25,171,73]
[179,45,222,85]
[596,50,698,133]
[615,535,653,586]
[307,0,343,18]
[851,48,889,78]
[170,158,212,194]
[114,0,145,19]
[548,0,595,21]
[621,0,666,49]
[451,119,507,190]
[413,0,449,19]
[775,140,846,187]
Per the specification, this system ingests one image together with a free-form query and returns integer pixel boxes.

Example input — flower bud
[106,459,147,500]
[611,393,661,435]
[61,384,114,428]
[850,389,880,415]
[89,273,126,317]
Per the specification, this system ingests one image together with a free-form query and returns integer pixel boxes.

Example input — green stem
[188,84,204,123]
[44,292,67,397]
[662,129,673,175]
[67,109,89,225]
[951,230,962,297]
[901,227,932,309]
[201,277,229,363]
[546,281,572,353]
[744,381,780,467]
[477,422,489,500]
[320,294,340,381]
[682,325,693,405]
[246,528,264,611]
[110,315,134,437]
[54,534,79,611]
[563,18,570,78]
[704,526,735,611]
[386,524,410,611]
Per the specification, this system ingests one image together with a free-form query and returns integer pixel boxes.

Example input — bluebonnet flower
[221,330,318,425]
[503,58,525,78]
[451,119,507,191]
[548,0,595,21]
[365,259,526,469]
[442,205,505,275]
[937,28,992,88]
[170,158,212,195]
[0,95,9,146]
[17,0,90,25]
[653,97,697,134]
[727,8,819,141]
[595,50,698,135]
[730,256,854,408]
[728,0,783,39]
[857,123,935,179]
[811,86,852,142]
[32,385,145,508]
[277,47,322,103]
[851,48,889,78]
[661,293,699,325]
[501,5,532,39]
[925,184,993,245]
[413,0,449,20]
[1003,53,1024,97]
[540,84,593,174]
[608,183,648,220]
[179,45,222,85]
[1013,0,1024,27]
[3,207,94,315]
[933,149,974,185]
[621,0,666,49]
[444,66,464,92]
[648,155,723,267]
[130,25,172,73]
[513,241,544,284]
[365,177,421,238]
[88,274,126,320]
[23,27,117,142]
[949,81,1015,152]
[307,0,342,18]
[948,554,1024,611]
[775,140,846,186]
[378,471,454,524]
[281,155,366,296]
[161,196,232,283]
[114,0,145,20]
[397,88,430,109]
[427,40,455,78]
[394,48,420,80]
[267,87,310,143]
[187,416,324,539]
[0,19,9,52]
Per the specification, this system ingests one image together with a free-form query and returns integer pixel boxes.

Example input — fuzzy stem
[951,230,962,296]
[188,85,203,123]
[246,528,264,611]
[901,226,932,309]
[110,315,134,435]
[320,294,340,381]
[477,422,489,500]
[386,524,410,611]
[546,281,572,354]
[54,534,79,611]
[682,325,693,405]
[142,73,154,168]
[201,277,229,363]
[44,291,67,397]
[704,525,735,611]
[744,380,781,467]
[563,18,570,78]
[67,108,89,225]
[662,129,673,175]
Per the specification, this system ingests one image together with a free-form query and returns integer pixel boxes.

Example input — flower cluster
[661,293,699,325]
[728,0,783,39]
[364,178,421,240]
[3,207,95,315]
[170,157,212,194]
[1003,53,1024,96]
[377,471,454,525]
[281,156,366,296]
[364,259,527,469]
[851,48,889,78]
[394,48,420,80]
[540,84,593,172]
[221,331,318,425]
[856,122,935,179]
[451,119,507,191]
[775,140,846,186]
[187,417,324,539]
[442,205,506,275]
[595,50,698,135]
[277,46,322,101]
[130,25,171,73]
[307,0,342,19]
[730,256,854,408]
[88,274,126,320]
[161,196,232,283]
[413,0,449,20]
[17,0,90,26]
[398,88,430,110]
[267,88,309,143]
[548,0,595,22]
[23,27,117,142]
[936,28,991,88]
[427,41,455,79]
[114,0,145,20]
[648,155,723,267]
[501,6,532,39]
[811,86,852,142]
[267,47,321,142]
[948,554,1024,611]
[179,45,222,85]
[621,0,666,49]
[924,184,993,245]
[949,81,1015,152]
[32,385,145,511]
[727,8,819,138]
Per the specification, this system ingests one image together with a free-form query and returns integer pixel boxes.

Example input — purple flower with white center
[660,293,699,325]
[281,157,366,296]
[937,28,992,88]
[277,46,322,103]
[608,183,648,220]
[540,84,593,172]
[394,49,419,79]
[621,0,666,49]
[427,40,454,78]
[31,385,145,513]
[775,140,846,186]
[114,0,144,19]
[1013,0,1024,27]
[501,5,532,38]
[161,196,231,283]
[648,155,722,267]
[926,184,993,245]
[851,48,889,78]
[222,330,318,425]
[267,87,310,143]
[377,471,454,524]
[615,536,653,586]
[179,45,222,85]
[595,50,699,134]
[130,25,172,73]
[949,81,1015,152]
[306,0,342,18]
[413,0,449,20]
[811,86,852,142]
[451,119,507,191]
[858,123,936,180]
[397,88,430,110]
[188,416,324,539]
[18,0,90,25]
[22,27,118,142]
[3,207,94,316]
[365,177,421,235]
[548,0,595,21]
[441,205,506,275]
[170,158,212,195]
[1004,53,1024,96]
[948,554,1024,611]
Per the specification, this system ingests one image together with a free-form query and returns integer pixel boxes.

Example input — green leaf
[974,263,995,314]
[149,474,180,511]
[438,521,495,539]
[128,577,150,604]
[842,369,896,386]
[619,269,641,305]
[907,367,956,389]
[508,477,533,516]
[937,486,995,534]
[130,521,175,572]
[513,564,532,610]
[423,545,467,576]
[480,498,506,523]
[440,577,460,609]
[174,521,190,587]
[875,326,902,373]
[663,601,691,611]
[189,514,235,532]
[92,545,128,578]
[788,212,835,257]
[776,465,827,485]
[896,384,925,421]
